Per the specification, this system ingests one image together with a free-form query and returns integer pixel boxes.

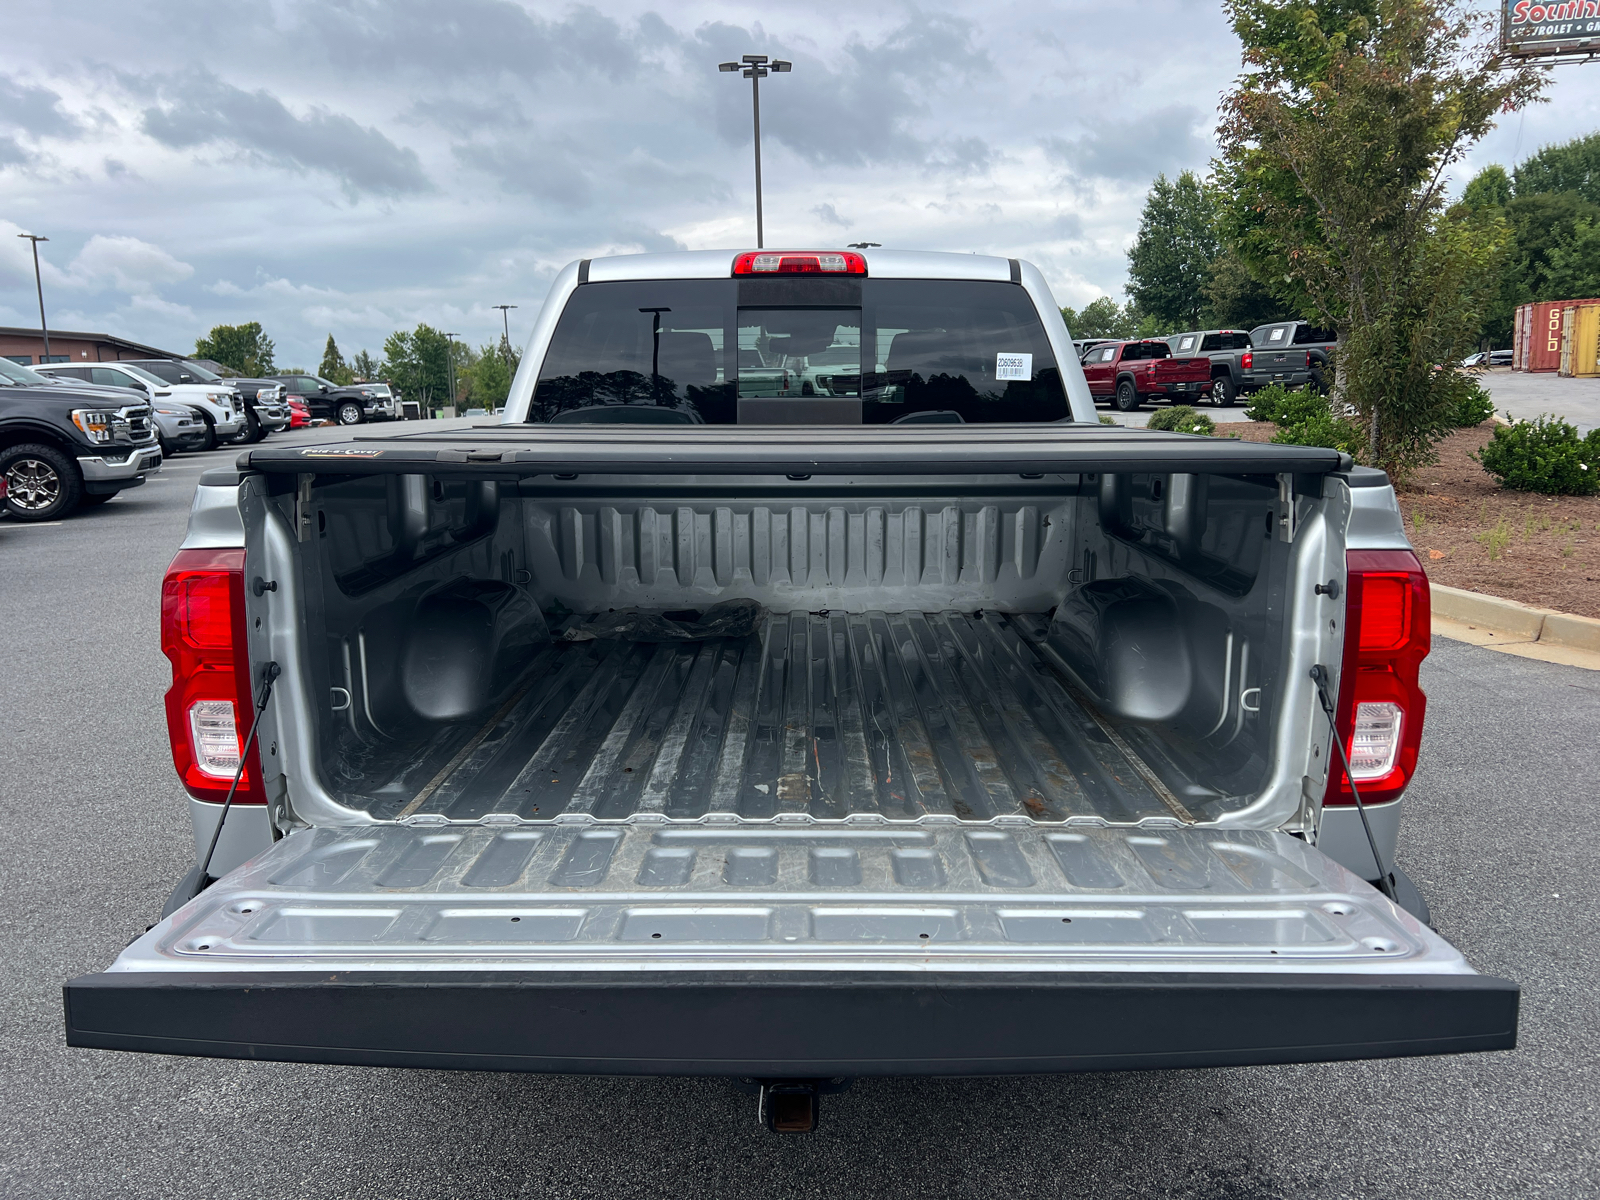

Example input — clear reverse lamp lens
[188,699,241,778]
[1348,701,1402,779]
[749,253,782,272]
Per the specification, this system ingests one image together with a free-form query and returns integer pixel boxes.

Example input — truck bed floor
[361,611,1187,825]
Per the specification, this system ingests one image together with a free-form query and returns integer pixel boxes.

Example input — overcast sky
[2,1,1597,368]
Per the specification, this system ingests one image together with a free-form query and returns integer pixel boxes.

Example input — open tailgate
[65,820,1517,1075]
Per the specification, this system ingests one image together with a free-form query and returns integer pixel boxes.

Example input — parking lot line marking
[1,521,65,527]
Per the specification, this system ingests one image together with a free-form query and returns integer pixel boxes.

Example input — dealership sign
[1504,0,1600,57]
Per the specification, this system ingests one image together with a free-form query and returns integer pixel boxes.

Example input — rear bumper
[1242,370,1313,389]
[64,968,1518,1076]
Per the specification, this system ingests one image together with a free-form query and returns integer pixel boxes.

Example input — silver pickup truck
[65,250,1515,1133]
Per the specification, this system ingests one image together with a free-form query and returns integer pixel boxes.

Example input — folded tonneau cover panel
[241,424,1347,477]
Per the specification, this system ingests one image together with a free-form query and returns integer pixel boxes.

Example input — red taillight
[732,251,867,275]
[161,547,265,804]
[1242,350,1253,369]
[1323,550,1430,807]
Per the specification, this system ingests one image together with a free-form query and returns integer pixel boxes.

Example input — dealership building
[0,326,181,367]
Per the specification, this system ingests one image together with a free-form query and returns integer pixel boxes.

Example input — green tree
[381,324,454,409]
[1217,0,1542,480]
[1203,250,1285,328]
[350,349,378,381]
[1455,167,1599,344]
[1125,171,1221,330]
[1508,192,1600,298]
[195,322,275,376]
[318,334,354,385]
[1061,296,1140,338]
[1461,164,1512,210]
[498,334,522,376]
[1543,219,1600,299]
[1514,132,1600,206]
[468,342,513,410]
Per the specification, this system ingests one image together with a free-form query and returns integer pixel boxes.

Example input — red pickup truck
[1080,339,1213,412]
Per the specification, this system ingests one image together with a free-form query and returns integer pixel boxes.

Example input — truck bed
[355,610,1189,826]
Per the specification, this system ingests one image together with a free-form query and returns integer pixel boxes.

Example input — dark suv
[269,374,398,425]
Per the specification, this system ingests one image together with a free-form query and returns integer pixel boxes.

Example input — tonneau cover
[241,425,1348,477]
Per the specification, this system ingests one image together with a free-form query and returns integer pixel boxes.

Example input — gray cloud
[1044,105,1211,183]
[297,0,642,83]
[928,135,995,179]
[452,138,593,207]
[813,203,853,228]
[0,77,84,139]
[404,94,529,137]
[0,135,24,164]
[1047,212,1085,240]
[140,72,429,196]
[613,226,689,254]
[701,14,993,170]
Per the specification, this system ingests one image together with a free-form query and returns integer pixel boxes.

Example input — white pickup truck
[65,249,1515,1133]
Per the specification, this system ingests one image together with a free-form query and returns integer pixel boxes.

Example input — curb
[1431,584,1600,653]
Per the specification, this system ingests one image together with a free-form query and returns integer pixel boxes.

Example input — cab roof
[583,248,1016,284]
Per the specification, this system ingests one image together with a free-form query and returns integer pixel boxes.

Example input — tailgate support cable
[1310,664,1397,903]
[173,661,281,911]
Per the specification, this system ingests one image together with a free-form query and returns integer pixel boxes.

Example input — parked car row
[0,354,407,522]
[1070,320,1345,410]
[32,361,254,451]
[267,373,400,425]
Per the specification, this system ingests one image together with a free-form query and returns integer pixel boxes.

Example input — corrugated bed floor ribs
[397,611,1175,824]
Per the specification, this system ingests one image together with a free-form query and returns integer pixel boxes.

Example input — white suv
[35,363,244,449]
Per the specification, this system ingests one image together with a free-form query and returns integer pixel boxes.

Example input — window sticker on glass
[1178,336,1195,351]
[995,352,1033,381]
[1268,327,1286,342]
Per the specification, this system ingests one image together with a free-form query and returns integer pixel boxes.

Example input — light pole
[491,304,517,364]
[442,332,458,411]
[16,233,50,360]
[718,54,791,248]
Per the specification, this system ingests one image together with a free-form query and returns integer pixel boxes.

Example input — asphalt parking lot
[2,427,1597,1199]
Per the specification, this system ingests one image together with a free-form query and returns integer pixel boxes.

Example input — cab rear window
[530,278,1069,424]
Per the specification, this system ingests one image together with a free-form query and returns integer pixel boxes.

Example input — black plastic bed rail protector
[65,970,1517,1076]
[241,427,1346,478]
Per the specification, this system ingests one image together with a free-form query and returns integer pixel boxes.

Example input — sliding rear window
[530,278,1069,425]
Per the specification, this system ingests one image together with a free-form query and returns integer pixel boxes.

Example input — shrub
[1272,411,1367,457]
[1244,384,1367,456]
[1147,405,1216,436]
[1098,413,1118,425]
[1450,378,1496,427]
[1242,382,1294,423]
[1476,414,1600,495]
